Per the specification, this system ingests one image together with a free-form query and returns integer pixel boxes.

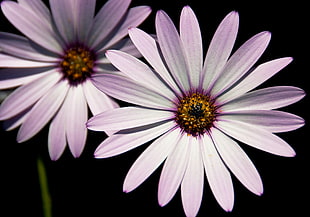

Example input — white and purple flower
[88,6,305,216]
[0,0,151,160]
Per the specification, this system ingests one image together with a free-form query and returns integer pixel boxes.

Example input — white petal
[87,107,174,131]
[0,71,61,120]
[83,80,119,115]
[218,57,293,103]
[66,85,88,158]
[48,100,67,161]
[75,0,96,42]
[128,28,181,94]
[215,120,296,157]
[88,0,131,48]
[17,80,68,142]
[0,54,56,68]
[156,10,190,92]
[92,73,175,110]
[220,86,305,111]
[0,32,58,62]
[181,137,204,217]
[180,6,203,89]
[211,31,271,97]
[49,0,75,43]
[94,121,175,158]
[0,67,53,89]
[200,134,234,212]
[18,0,51,23]
[101,6,152,50]
[123,128,180,193]
[202,11,239,91]
[219,110,305,133]
[1,1,63,53]
[158,133,190,207]
[105,50,176,99]
[2,107,30,131]
[211,128,263,195]
[102,38,141,60]
[50,0,96,43]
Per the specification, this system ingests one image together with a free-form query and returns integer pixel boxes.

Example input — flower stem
[37,157,52,217]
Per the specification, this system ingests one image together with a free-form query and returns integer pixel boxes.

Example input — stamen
[175,92,216,137]
[60,46,95,84]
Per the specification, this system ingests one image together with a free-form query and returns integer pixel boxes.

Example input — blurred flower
[88,6,305,216]
[0,0,151,160]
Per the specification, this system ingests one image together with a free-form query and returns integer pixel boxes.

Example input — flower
[87,6,305,216]
[0,0,151,160]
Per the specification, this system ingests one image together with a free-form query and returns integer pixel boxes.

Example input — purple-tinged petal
[218,57,293,103]
[66,85,88,158]
[158,133,190,207]
[88,0,131,49]
[112,37,141,58]
[128,28,181,94]
[2,107,30,131]
[99,38,141,62]
[101,6,152,50]
[215,120,296,157]
[123,128,180,193]
[180,6,203,89]
[220,86,305,111]
[181,137,204,217]
[0,70,61,120]
[211,128,263,195]
[0,67,53,89]
[0,54,56,68]
[75,0,96,42]
[219,110,305,133]
[48,100,67,161]
[200,134,234,212]
[50,0,96,42]
[105,50,176,99]
[1,1,63,53]
[87,107,174,131]
[18,0,51,23]
[94,121,175,158]
[92,73,175,110]
[156,10,190,92]
[83,80,118,116]
[17,80,69,142]
[49,0,77,43]
[202,11,239,91]
[211,31,271,97]
[0,32,58,62]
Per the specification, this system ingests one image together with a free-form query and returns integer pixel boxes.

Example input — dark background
[1,0,309,216]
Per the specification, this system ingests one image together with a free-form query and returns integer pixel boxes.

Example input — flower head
[0,0,151,160]
[88,6,305,216]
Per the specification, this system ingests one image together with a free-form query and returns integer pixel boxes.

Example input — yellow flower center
[175,92,216,137]
[60,46,95,84]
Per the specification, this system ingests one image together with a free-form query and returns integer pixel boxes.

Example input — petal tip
[16,131,28,143]
[262,31,272,39]
[230,10,239,16]
[144,5,152,13]
[49,154,61,161]
[122,184,132,193]
[225,208,233,213]
[182,5,192,11]
[158,201,165,207]
[72,152,82,158]
[156,9,167,19]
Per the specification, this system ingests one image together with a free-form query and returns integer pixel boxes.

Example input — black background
[1,0,309,216]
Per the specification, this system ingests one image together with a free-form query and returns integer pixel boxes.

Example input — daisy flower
[87,6,306,216]
[0,0,151,160]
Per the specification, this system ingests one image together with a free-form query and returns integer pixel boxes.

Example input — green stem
[37,157,52,217]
